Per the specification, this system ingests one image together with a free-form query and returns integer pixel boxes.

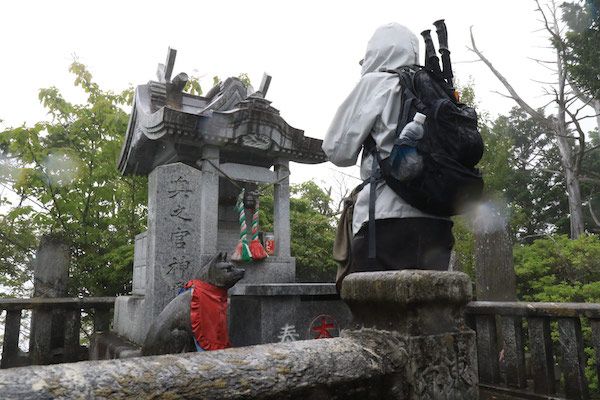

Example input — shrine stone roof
[118,53,326,176]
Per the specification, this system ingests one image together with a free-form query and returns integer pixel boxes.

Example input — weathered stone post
[473,202,522,387]
[341,270,479,399]
[473,202,517,302]
[29,235,70,365]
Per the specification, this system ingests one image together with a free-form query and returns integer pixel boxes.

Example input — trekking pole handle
[433,19,455,90]
[433,19,449,53]
[420,29,442,78]
[421,29,437,62]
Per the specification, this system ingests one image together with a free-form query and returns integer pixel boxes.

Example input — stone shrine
[109,49,350,351]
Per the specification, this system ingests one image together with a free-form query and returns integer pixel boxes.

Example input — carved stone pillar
[273,159,290,258]
[144,162,203,335]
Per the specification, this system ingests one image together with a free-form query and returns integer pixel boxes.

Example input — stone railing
[466,301,600,399]
[0,271,478,399]
[0,297,115,368]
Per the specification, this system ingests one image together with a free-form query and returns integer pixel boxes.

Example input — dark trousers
[350,217,454,273]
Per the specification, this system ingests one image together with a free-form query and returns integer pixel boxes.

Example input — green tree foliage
[484,107,569,238]
[514,234,600,302]
[185,72,252,96]
[258,181,337,282]
[451,218,476,278]
[514,232,600,394]
[0,211,36,297]
[0,62,148,296]
[562,0,600,98]
[579,129,600,232]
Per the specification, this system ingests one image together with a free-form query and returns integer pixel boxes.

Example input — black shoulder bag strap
[363,136,381,263]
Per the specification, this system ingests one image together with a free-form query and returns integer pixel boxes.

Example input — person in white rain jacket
[322,22,454,274]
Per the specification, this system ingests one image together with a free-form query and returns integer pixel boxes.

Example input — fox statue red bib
[184,279,231,350]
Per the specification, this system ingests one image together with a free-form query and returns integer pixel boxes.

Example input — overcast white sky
[0,0,556,186]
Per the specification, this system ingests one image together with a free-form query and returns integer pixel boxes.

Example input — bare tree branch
[568,82,595,107]
[552,133,580,140]
[529,58,560,64]
[584,144,600,155]
[542,168,564,176]
[579,176,600,185]
[469,27,549,125]
[564,107,586,175]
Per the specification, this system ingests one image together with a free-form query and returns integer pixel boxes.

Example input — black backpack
[366,67,484,217]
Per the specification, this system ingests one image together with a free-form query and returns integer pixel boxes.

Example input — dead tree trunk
[554,44,586,238]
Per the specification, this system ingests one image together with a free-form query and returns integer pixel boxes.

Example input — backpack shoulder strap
[388,68,419,137]
[388,67,416,92]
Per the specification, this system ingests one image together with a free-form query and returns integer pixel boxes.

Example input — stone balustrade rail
[0,297,115,368]
[3,282,600,399]
[466,300,600,399]
[0,271,478,399]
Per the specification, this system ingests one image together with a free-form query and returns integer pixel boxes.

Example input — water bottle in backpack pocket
[377,68,484,216]
[388,112,426,181]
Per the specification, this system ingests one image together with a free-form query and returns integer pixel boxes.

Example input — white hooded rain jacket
[322,23,444,235]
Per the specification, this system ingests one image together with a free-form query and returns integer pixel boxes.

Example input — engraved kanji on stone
[170,205,192,221]
[168,176,193,199]
[170,229,191,248]
[278,324,300,342]
[166,256,190,275]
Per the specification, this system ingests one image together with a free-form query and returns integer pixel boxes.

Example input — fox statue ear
[207,252,220,267]
[222,252,228,262]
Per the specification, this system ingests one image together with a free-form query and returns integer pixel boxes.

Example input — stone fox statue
[142,252,245,356]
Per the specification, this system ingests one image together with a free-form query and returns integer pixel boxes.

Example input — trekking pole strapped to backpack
[421,23,457,102]
[420,29,443,81]
[433,19,454,90]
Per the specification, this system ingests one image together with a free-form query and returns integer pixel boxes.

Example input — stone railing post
[29,235,70,365]
[341,270,479,399]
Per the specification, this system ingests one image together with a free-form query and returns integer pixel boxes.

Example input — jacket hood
[361,23,420,76]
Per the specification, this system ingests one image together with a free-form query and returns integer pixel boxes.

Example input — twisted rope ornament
[249,196,267,260]
[231,189,252,262]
